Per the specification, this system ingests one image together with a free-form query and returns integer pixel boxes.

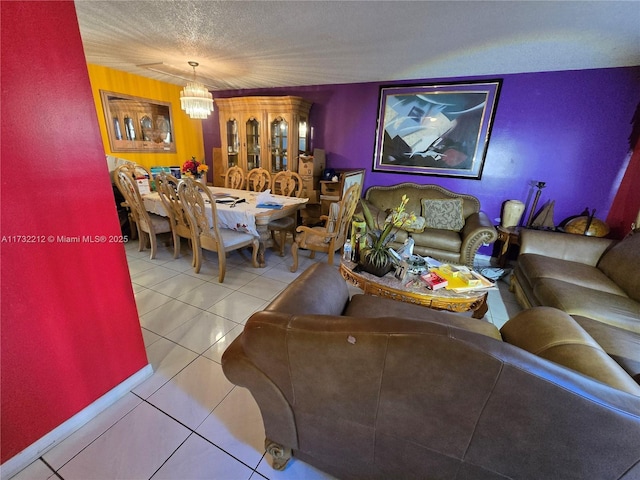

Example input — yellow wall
[86,64,204,170]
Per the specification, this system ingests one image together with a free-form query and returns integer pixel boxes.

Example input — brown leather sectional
[512,229,640,383]
[223,262,640,479]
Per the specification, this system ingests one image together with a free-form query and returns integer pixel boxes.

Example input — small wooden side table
[496,226,522,267]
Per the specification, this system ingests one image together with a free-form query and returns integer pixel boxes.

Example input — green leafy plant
[359,195,416,268]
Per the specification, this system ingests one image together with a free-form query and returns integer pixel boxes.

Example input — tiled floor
[11,237,522,480]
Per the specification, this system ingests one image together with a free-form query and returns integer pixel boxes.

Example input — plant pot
[358,257,394,277]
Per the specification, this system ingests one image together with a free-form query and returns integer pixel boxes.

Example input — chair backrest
[331,184,360,247]
[114,163,153,230]
[272,170,303,198]
[155,172,191,234]
[177,176,222,248]
[246,168,272,192]
[225,166,245,189]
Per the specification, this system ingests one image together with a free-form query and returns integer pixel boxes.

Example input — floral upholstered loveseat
[361,183,497,267]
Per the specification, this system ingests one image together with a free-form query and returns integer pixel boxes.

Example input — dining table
[143,186,308,267]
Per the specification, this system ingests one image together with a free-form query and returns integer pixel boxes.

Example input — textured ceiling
[75,1,640,91]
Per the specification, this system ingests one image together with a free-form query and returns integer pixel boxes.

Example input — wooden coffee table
[339,259,489,319]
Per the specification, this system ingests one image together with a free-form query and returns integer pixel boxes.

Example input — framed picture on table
[373,80,502,179]
[340,169,366,198]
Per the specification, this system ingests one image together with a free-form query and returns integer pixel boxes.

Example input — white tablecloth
[143,186,307,237]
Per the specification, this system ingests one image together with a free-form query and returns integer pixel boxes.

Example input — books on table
[420,271,448,290]
[431,265,494,292]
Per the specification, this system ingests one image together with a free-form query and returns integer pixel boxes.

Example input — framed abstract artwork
[373,80,502,179]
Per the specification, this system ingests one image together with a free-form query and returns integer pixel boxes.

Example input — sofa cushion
[385,212,426,233]
[533,278,640,333]
[421,198,465,231]
[573,315,640,384]
[518,253,628,297]
[598,232,640,302]
[410,228,462,253]
[500,307,640,396]
[345,294,502,340]
[388,228,409,245]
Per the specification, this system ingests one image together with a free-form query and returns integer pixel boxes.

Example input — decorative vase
[502,200,525,228]
[358,257,394,277]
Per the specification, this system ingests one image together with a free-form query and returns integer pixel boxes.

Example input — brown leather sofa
[222,263,640,480]
[362,183,497,268]
[512,229,640,383]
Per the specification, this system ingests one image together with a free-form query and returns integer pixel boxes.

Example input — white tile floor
[11,237,522,480]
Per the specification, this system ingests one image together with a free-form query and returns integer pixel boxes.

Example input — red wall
[1,1,148,462]
[607,138,640,238]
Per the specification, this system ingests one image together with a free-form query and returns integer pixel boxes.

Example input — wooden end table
[496,226,522,267]
[339,260,489,319]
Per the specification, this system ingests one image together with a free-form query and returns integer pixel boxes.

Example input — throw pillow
[385,212,427,233]
[421,198,465,231]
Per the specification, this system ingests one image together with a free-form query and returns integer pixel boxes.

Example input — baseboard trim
[1,364,153,480]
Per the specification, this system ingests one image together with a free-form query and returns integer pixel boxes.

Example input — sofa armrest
[459,211,497,266]
[266,262,350,316]
[519,229,614,265]
[221,335,299,449]
[501,307,640,396]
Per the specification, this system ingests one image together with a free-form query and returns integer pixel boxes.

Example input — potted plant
[358,194,416,276]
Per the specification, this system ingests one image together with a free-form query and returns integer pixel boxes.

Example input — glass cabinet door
[271,117,288,173]
[225,119,239,168]
[246,118,260,170]
[298,118,308,154]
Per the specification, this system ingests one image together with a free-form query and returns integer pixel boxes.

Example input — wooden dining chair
[111,161,139,240]
[177,176,259,282]
[268,170,303,256]
[224,166,245,190]
[246,167,272,192]
[155,172,195,264]
[290,184,360,272]
[114,164,171,259]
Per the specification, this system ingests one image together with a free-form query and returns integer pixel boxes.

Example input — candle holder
[526,181,546,228]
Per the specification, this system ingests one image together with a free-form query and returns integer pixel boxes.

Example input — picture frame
[373,80,502,179]
[340,169,366,198]
[100,90,176,153]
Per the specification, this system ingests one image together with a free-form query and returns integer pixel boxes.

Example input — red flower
[182,157,200,176]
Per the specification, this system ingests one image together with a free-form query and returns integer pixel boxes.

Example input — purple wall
[204,66,639,253]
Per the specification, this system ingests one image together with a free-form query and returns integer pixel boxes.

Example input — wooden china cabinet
[215,96,312,178]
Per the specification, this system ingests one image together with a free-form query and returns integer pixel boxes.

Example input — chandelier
[180,61,214,119]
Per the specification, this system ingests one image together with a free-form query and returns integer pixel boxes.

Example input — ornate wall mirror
[100,90,176,153]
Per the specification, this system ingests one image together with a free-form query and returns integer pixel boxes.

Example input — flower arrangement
[359,194,417,269]
[182,156,209,178]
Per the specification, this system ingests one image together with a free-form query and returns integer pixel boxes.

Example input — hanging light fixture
[180,61,214,119]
